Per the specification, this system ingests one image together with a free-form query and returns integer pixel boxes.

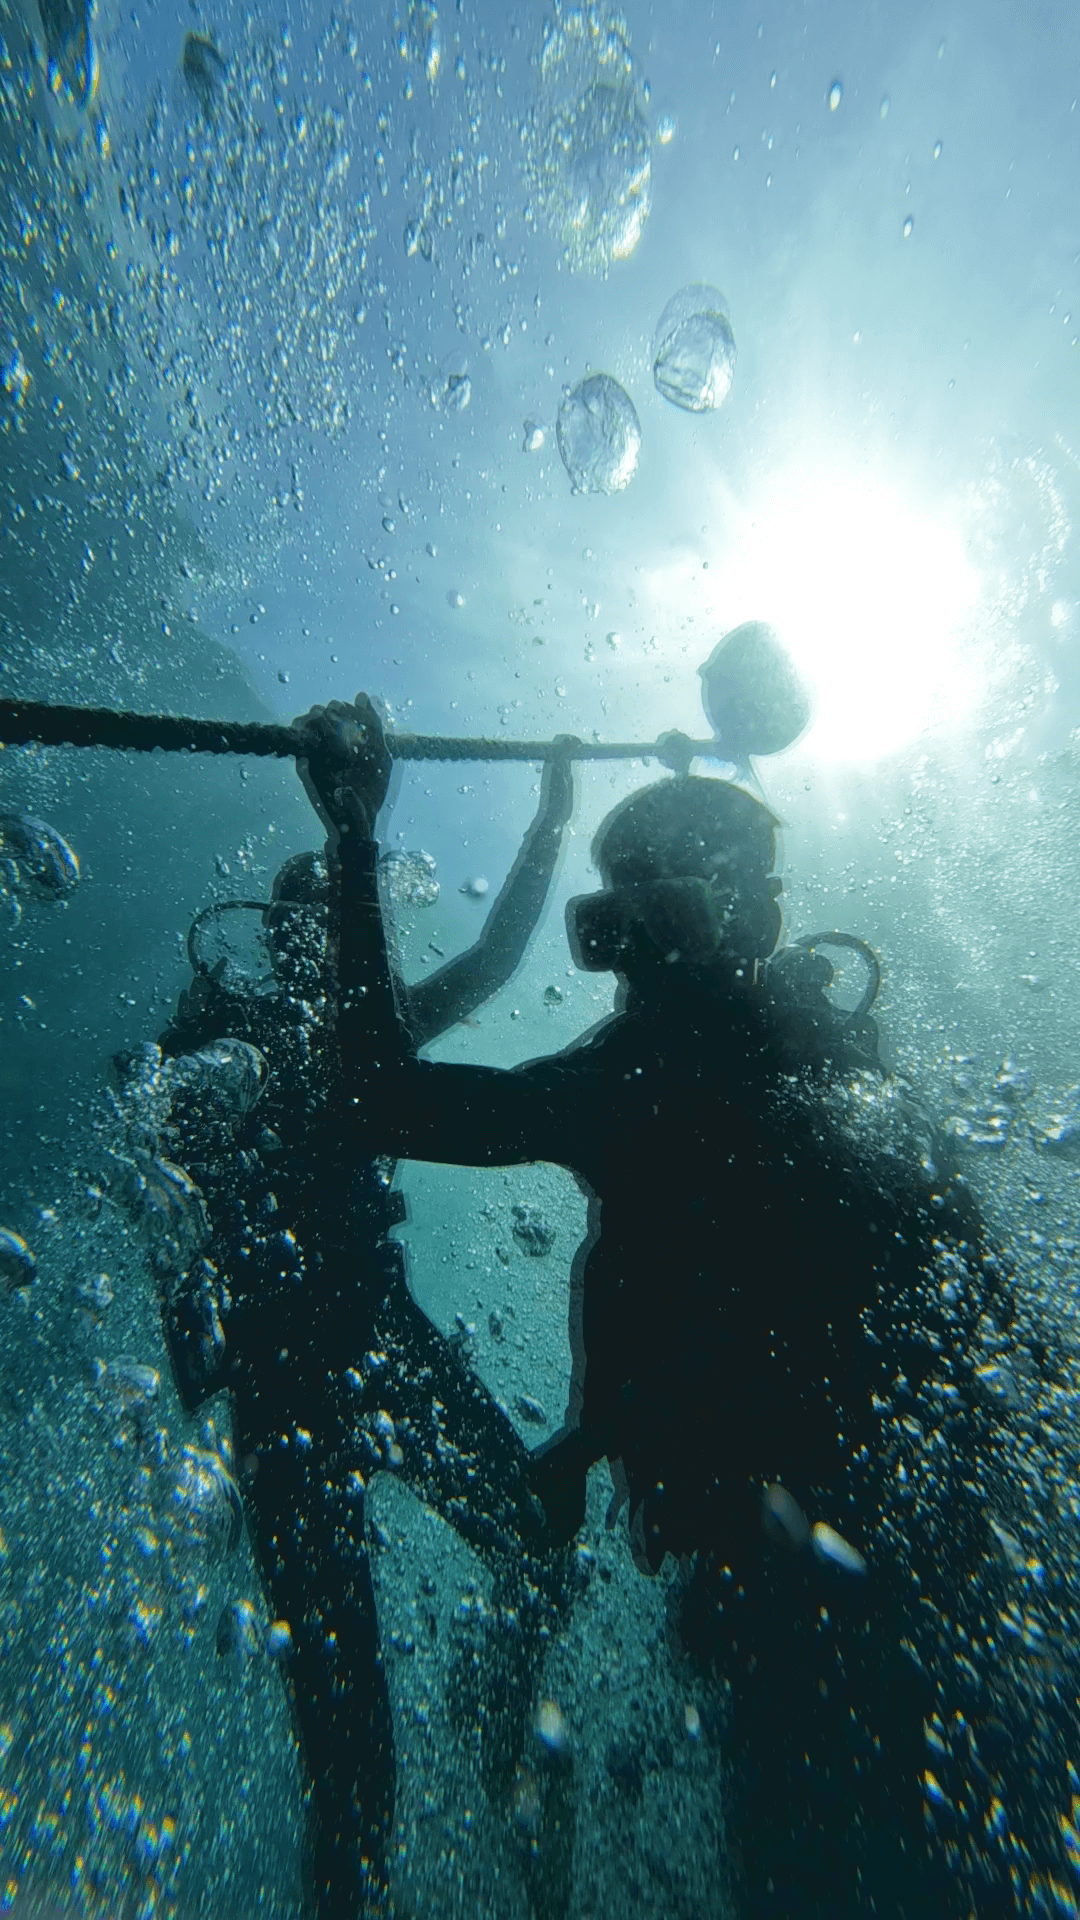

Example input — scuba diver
[154,751,575,1918]
[295,693,1080,1919]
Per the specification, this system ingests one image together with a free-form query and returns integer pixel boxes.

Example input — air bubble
[556,373,641,494]
[653,285,737,412]
[529,10,651,271]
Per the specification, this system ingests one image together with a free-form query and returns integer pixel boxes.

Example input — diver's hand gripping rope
[0,698,714,770]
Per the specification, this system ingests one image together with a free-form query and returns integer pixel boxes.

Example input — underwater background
[3,0,1080,1912]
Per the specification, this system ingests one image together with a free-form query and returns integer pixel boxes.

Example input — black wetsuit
[157,773,571,1918]
[338,823,1080,1919]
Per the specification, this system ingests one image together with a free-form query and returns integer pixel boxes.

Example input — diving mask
[567,874,782,973]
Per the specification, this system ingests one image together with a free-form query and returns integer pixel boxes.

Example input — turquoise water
[3,0,1080,1912]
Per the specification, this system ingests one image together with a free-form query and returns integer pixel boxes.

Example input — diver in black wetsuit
[157,746,574,1918]
[301,693,1080,1920]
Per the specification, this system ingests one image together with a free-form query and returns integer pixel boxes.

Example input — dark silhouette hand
[294,695,392,837]
[540,738,578,830]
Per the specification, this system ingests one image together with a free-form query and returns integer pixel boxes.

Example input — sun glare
[721,466,984,765]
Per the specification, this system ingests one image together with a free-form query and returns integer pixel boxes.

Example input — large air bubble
[380,849,440,911]
[653,285,737,413]
[557,374,641,495]
[529,10,651,272]
[0,812,80,907]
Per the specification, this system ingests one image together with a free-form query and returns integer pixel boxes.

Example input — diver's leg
[720,1554,941,1919]
[241,1410,396,1918]
[525,1424,600,1546]
[370,1246,543,1566]
[678,1404,1047,1920]
[368,1246,572,1806]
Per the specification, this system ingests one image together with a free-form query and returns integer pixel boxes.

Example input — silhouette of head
[568,777,782,983]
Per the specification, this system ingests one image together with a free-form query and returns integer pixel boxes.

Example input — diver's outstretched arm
[293,694,407,1067]
[406,750,575,1048]
[293,698,569,1168]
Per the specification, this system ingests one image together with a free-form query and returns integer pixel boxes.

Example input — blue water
[3,0,1080,1911]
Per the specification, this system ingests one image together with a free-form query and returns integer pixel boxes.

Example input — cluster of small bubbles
[527,8,651,272]
[399,0,441,87]
[0,0,515,591]
[1031,1086,1080,1159]
[652,285,737,413]
[0,1227,36,1292]
[371,1406,405,1468]
[945,1056,1034,1153]
[994,1058,1034,1103]
[946,1107,1010,1151]
[102,1045,234,1288]
[379,848,440,910]
[556,372,641,493]
[972,1355,1021,1409]
[783,1069,943,1205]
[1,345,31,409]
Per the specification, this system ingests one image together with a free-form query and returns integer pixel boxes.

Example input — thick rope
[0,699,715,769]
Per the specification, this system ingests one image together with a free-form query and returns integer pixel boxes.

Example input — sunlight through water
[722,464,984,765]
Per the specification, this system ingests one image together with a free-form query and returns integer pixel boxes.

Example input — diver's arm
[293,698,568,1168]
[406,750,575,1048]
[354,1054,569,1167]
[294,697,407,1083]
[333,831,569,1168]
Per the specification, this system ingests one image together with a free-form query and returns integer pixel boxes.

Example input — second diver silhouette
[154,746,575,1916]
[298,691,1080,1920]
